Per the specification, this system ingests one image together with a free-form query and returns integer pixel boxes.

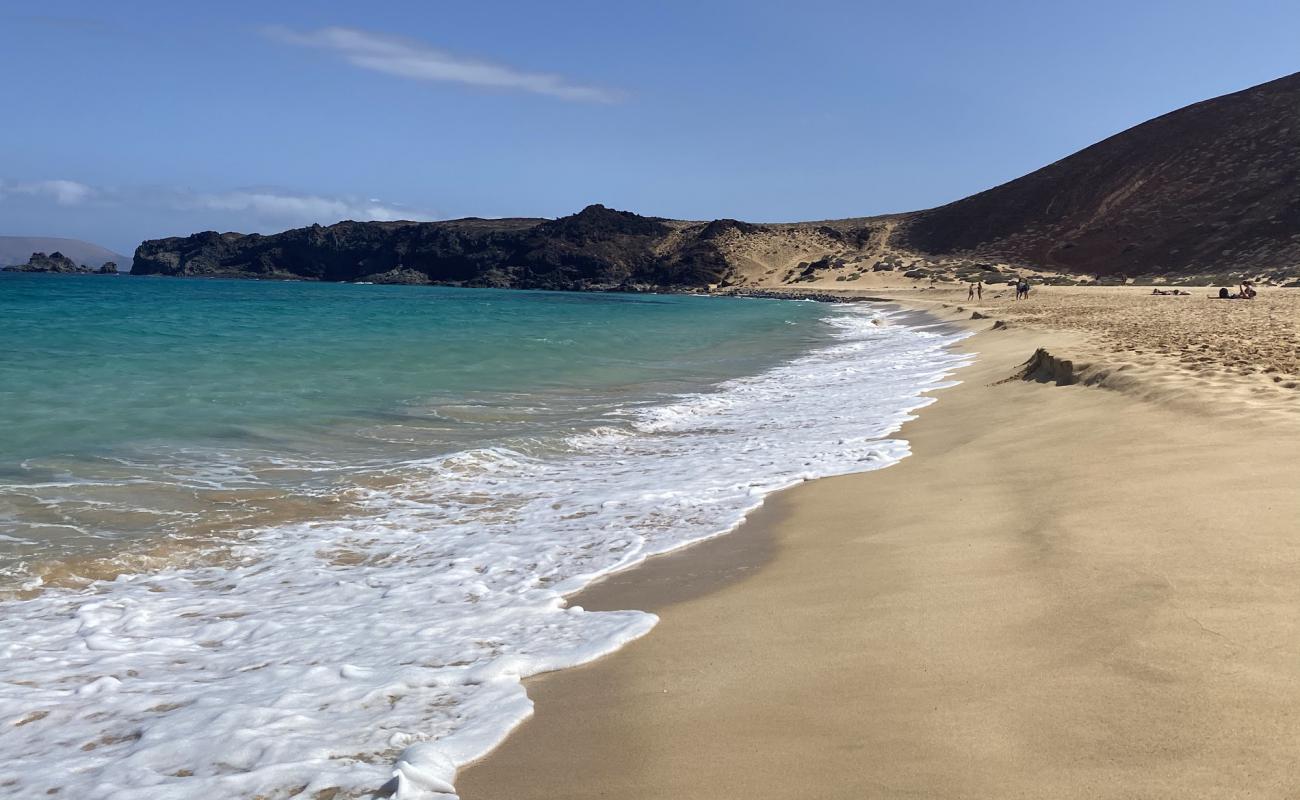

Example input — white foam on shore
[0,306,970,799]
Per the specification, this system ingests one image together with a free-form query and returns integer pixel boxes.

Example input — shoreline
[458,291,1300,798]
[0,286,973,798]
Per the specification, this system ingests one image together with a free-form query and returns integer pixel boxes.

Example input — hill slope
[900,72,1300,277]
[0,237,125,270]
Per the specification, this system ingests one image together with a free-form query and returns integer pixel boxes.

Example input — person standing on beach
[1015,278,1030,301]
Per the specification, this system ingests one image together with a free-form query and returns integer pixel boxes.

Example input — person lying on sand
[1213,286,1257,299]
[1151,288,1190,296]
[1213,284,1258,299]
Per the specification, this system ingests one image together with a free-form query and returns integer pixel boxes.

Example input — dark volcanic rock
[3,251,93,273]
[698,218,759,240]
[900,71,1300,276]
[131,205,736,289]
[0,237,124,269]
[133,222,529,283]
[357,267,433,285]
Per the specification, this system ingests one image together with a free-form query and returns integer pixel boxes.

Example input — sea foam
[0,305,970,799]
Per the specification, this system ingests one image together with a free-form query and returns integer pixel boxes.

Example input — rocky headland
[131,207,741,290]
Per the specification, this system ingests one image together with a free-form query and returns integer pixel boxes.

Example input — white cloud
[0,178,95,205]
[1,177,436,229]
[264,25,621,103]
[189,189,424,223]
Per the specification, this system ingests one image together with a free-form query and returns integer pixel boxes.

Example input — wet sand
[458,290,1300,799]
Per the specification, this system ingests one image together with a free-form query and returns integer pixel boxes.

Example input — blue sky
[2,0,1298,255]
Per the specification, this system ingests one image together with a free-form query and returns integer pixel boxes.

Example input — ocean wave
[0,305,970,799]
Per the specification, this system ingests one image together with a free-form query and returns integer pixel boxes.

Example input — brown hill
[899,71,1300,278]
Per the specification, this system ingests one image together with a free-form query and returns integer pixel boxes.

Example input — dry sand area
[790,283,1297,415]
[459,287,1300,799]
[967,284,1298,389]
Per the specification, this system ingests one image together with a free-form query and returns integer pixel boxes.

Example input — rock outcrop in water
[3,251,98,273]
[0,237,124,270]
[131,72,1300,287]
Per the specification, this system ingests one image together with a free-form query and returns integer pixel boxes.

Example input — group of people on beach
[966,277,1258,302]
[1152,281,1259,299]
[966,277,1032,301]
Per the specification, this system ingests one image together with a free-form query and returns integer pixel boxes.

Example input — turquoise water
[0,273,831,575]
[0,272,972,797]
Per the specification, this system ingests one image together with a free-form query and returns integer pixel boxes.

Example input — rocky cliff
[131,206,739,289]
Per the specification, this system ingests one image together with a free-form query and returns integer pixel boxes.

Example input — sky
[1,0,1298,256]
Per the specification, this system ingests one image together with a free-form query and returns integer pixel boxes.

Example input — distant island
[0,236,124,271]
[127,70,1297,289]
[3,251,118,274]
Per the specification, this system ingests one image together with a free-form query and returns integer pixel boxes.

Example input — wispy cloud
[184,188,425,223]
[0,179,96,206]
[1,177,436,228]
[264,25,621,103]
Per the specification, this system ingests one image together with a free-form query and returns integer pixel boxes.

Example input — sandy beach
[458,286,1300,799]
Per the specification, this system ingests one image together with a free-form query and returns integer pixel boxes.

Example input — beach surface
[458,286,1300,799]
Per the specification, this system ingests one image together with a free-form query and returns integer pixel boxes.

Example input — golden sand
[952,284,1297,386]
[458,287,1300,799]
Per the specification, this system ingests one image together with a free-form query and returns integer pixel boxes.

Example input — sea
[0,273,970,799]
